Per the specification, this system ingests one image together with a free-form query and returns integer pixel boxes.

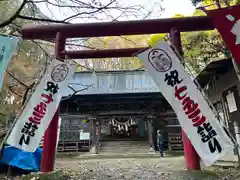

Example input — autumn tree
[190,0,235,6]
[83,0,240,74]
[184,0,240,73]
[0,0,164,128]
[75,35,149,71]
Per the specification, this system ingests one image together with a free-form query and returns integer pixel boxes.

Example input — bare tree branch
[61,84,94,101]
[17,15,70,24]
[8,87,23,98]
[22,83,35,105]
[0,0,164,121]
[63,0,116,22]
[6,71,29,89]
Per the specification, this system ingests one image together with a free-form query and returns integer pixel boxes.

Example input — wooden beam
[60,111,176,117]
[21,16,214,40]
[67,92,164,102]
[63,48,145,59]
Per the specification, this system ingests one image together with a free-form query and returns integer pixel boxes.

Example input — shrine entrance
[60,84,171,152]
[21,15,215,172]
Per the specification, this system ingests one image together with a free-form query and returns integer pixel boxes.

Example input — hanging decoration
[125,124,128,131]
[109,117,136,131]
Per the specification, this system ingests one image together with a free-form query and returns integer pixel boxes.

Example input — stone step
[101,142,149,147]
[101,144,149,148]
[101,140,148,145]
[100,141,150,153]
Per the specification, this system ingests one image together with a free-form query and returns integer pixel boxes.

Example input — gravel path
[54,157,240,180]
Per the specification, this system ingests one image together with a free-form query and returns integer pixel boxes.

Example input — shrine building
[58,69,183,153]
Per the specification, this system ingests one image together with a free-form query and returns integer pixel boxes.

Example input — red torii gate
[21,16,215,172]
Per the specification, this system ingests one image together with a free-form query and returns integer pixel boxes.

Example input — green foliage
[80,35,148,71]
[0,0,52,127]
[0,90,15,126]
[148,34,168,47]
[191,0,240,7]
[147,13,227,74]
[0,0,22,24]
[182,30,226,73]
[184,0,240,73]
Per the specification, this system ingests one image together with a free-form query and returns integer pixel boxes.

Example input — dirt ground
[52,156,240,180]
[1,156,240,179]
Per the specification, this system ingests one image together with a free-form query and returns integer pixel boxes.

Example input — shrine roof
[195,58,233,88]
[63,69,159,96]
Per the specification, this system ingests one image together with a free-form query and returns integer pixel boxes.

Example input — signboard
[136,42,234,166]
[0,35,19,89]
[226,92,238,113]
[79,130,90,140]
[207,4,240,63]
[6,59,75,152]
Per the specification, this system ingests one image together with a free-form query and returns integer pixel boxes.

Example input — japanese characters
[6,58,74,152]
[168,74,222,153]
[19,81,59,146]
[137,42,233,166]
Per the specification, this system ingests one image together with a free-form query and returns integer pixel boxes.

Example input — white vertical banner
[6,59,75,152]
[137,42,234,166]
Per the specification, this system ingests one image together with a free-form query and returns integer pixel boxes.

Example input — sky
[161,0,195,17]
[39,0,196,22]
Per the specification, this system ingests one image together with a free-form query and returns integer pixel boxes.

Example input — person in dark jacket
[157,130,164,157]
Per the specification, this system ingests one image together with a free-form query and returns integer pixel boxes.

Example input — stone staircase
[100,140,150,154]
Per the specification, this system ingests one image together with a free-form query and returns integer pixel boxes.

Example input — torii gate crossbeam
[21,16,213,39]
[21,16,215,173]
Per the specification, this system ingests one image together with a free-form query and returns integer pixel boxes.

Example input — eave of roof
[195,58,233,88]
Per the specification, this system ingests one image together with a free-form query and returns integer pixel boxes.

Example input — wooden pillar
[90,117,97,154]
[146,115,155,151]
[96,119,101,150]
[40,32,66,172]
[170,28,200,170]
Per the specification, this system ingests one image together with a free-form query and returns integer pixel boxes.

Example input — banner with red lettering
[136,42,234,166]
[6,59,75,152]
[207,4,240,63]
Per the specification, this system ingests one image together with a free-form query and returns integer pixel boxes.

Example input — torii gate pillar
[40,32,65,172]
[170,28,201,170]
